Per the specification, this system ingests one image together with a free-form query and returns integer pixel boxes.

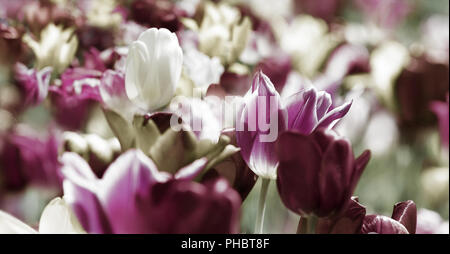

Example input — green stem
[306,215,318,234]
[254,178,270,234]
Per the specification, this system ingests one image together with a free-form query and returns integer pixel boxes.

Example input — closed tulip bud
[276,128,371,218]
[125,28,183,112]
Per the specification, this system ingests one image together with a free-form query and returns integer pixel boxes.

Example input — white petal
[0,211,37,234]
[39,197,85,234]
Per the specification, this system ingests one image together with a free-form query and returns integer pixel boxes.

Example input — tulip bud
[236,71,287,179]
[125,28,183,112]
[276,129,371,218]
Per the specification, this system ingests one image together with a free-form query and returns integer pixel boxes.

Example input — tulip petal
[318,138,354,216]
[315,197,366,234]
[39,197,85,234]
[276,131,322,215]
[391,200,417,234]
[361,215,409,234]
[0,211,37,234]
[316,99,352,130]
[61,153,112,234]
[97,149,170,233]
[286,88,319,134]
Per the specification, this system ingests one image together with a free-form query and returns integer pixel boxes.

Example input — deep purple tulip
[256,53,292,93]
[310,197,367,234]
[361,200,417,234]
[61,149,241,234]
[276,129,371,218]
[0,130,62,190]
[236,71,288,179]
[14,63,52,106]
[293,0,344,22]
[396,56,449,130]
[219,71,252,97]
[285,87,352,135]
[129,0,184,32]
[430,95,449,149]
[0,23,26,65]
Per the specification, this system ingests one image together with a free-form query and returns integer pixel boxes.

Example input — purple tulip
[293,0,344,22]
[285,87,352,135]
[129,0,184,32]
[256,53,292,93]
[361,200,417,234]
[14,63,52,106]
[324,43,370,81]
[430,95,449,149]
[236,71,288,179]
[61,149,241,233]
[48,67,102,130]
[354,0,412,29]
[310,197,367,234]
[396,56,449,129]
[0,130,62,190]
[0,23,26,65]
[276,129,371,218]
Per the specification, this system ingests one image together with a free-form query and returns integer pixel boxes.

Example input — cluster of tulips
[0,0,448,234]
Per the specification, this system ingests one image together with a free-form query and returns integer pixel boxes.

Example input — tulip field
[0,0,448,235]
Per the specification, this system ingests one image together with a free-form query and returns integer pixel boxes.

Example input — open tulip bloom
[0,0,447,236]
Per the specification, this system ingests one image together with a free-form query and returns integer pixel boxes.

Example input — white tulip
[23,23,78,74]
[125,28,183,112]
[0,197,85,234]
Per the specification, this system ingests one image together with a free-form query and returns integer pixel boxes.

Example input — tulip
[361,200,417,234]
[196,2,252,66]
[125,28,183,112]
[395,55,449,129]
[308,198,417,234]
[23,23,78,74]
[130,0,183,32]
[61,149,241,233]
[0,197,85,234]
[0,23,26,65]
[293,0,344,22]
[285,86,352,134]
[0,129,62,190]
[48,67,102,130]
[236,71,287,180]
[14,63,53,106]
[256,53,292,93]
[276,128,371,218]
[299,197,366,234]
[183,47,224,89]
